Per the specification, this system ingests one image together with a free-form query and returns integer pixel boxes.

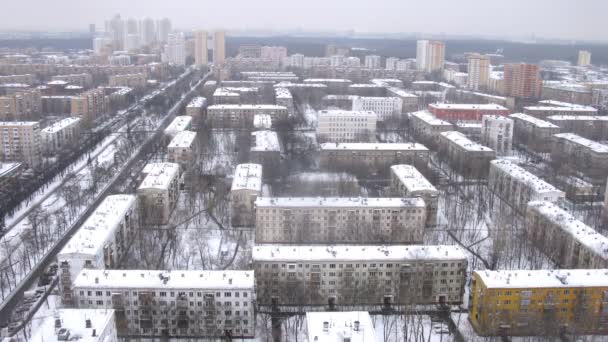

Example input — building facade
[230,163,262,227]
[316,109,377,143]
[467,54,490,91]
[254,196,426,244]
[408,110,453,150]
[481,115,513,156]
[185,96,206,126]
[351,96,403,121]
[551,133,608,182]
[207,104,288,128]
[253,244,468,307]
[503,63,541,99]
[167,131,197,168]
[437,131,496,179]
[546,115,608,141]
[72,270,255,338]
[0,121,41,168]
[137,162,180,225]
[390,164,439,227]
[41,117,81,154]
[194,30,208,65]
[428,103,509,121]
[108,73,147,89]
[164,115,192,139]
[509,113,561,153]
[250,130,281,175]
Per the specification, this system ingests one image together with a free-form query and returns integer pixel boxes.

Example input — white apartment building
[526,201,608,268]
[253,114,272,130]
[230,163,262,227]
[305,312,377,342]
[30,309,118,342]
[207,104,288,128]
[316,109,377,143]
[320,143,430,176]
[164,115,192,139]
[167,131,197,168]
[489,160,565,214]
[481,115,513,155]
[58,194,137,305]
[467,54,490,91]
[137,162,180,225]
[390,165,439,227]
[385,57,399,70]
[72,270,255,338]
[275,87,294,116]
[364,55,381,69]
[165,32,186,66]
[254,196,426,244]
[0,121,41,168]
[253,244,468,307]
[409,110,453,149]
[108,73,147,89]
[40,117,81,155]
[186,96,206,126]
[351,96,403,121]
[416,40,445,73]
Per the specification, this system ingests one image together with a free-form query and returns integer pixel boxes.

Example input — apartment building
[320,143,430,176]
[275,87,294,116]
[0,89,41,120]
[41,117,81,154]
[207,104,288,128]
[488,160,565,214]
[437,131,496,179]
[351,96,403,121]
[524,104,597,118]
[108,73,147,89]
[254,196,426,244]
[546,115,608,141]
[428,103,509,121]
[469,269,608,336]
[230,163,262,227]
[194,30,208,65]
[164,116,192,139]
[509,113,561,153]
[51,73,93,88]
[551,133,608,182]
[541,83,592,106]
[526,201,608,269]
[390,165,439,227]
[0,74,36,85]
[167,131,197,168]
[71,88,108,126]
[416,40,445,73]
[213,87,259,105]
[253,114,272,130]
[303,79,352,94]
[250,130,281,174]
[481,115,513,156]
[0,121,41,168]
[467,54,490,91]
[316,110,377,143]
[58,194,137,305]
[137,162,180,225]
[386,87,419,113]
[503,63,541,99]
[253,244,468,307]
[408,110,453,150]
[185,96,206,126]
[72,270,255,338]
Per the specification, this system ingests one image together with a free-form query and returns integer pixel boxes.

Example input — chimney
[92,329,96,337]
[94,277,99,284]
[354,320,360,332]
[55,319,62,329]
[85,319,92,328]
[323,321,329,332]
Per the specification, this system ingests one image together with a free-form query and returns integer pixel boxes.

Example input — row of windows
[259,262,464,269]
[79,290,250,298]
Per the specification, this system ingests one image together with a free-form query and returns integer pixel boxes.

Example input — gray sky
[2,0,605,41]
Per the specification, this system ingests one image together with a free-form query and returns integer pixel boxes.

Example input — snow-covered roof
[390,165,438,194]
[30,309,116,342]
[186,96,206,108]
[482,115,513,123]
[528,201,608,260]
[274,87,292,99]
[167,131,196,149]
[537,100,596,110]
[73,269,255,289]
[251,130,281,152]
[349,84,383,88]
[213,88,240,97]
[304,78,352,83]
[208,104,287,110]
[287,172,357,184]
[138,162,180,190]
[455,89,507,101]
[509,113,560,129]
[274,82,328,88]
[255,196,425,208]
[0,121,39,127]
[41,117,80,134]
[410,110,453,126]
[323,95,358,100]
[164,116,192,134]
[47,80,68,85]
[439,131,494,152]
[490,160,564,195]
[429,103,508,111]
[476,269,608,289]
[320,142,429,152]
[318,109,377,119]
[553,133,608,154]
[252,244,468,262]
[231,163,262,192]
[524,106,597,113]
[59,195,136,257]
[547,115,608,122]
[0,162,21,177]
[306,312,376,342]
[253,114,272,129]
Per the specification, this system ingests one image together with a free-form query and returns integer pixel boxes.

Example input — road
[0,68,211,327]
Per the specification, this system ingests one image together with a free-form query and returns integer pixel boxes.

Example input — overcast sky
[2,0,605,41]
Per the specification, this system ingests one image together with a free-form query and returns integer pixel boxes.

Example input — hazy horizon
[1,0,605,42]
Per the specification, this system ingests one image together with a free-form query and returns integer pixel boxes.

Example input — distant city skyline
[1,0,606,42]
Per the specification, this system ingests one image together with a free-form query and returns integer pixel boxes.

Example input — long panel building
[409,110,453,150]
[551,133,608,182]
[526,201,608,269]
[437,131,495,179]
[254,197,426,244]
[207,104,288,128]
[316,109,376,143]
[253,244,468,307]
[509,113,560,153]
[72,269,255,338]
